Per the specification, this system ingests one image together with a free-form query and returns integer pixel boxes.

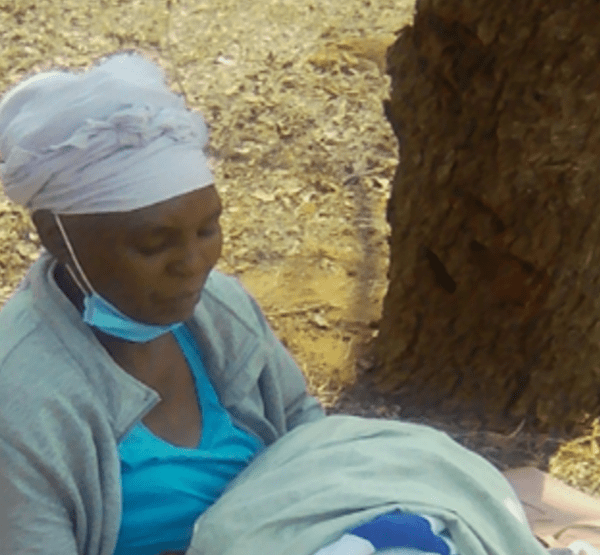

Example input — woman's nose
[171,241,209,277]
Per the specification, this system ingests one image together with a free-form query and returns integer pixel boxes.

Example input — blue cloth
[350,511,451,554]
[113,324,264,555]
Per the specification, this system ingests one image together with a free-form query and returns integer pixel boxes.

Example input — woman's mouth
[152,291,202,322]
[168,289,202,304]
[153,287,203,309]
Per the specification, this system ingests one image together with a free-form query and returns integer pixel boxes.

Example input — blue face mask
[54,214,184,343]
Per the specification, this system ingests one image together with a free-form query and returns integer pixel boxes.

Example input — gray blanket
[187,416,548,555]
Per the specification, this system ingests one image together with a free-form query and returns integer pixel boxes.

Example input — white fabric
[569,541,600,555]
[312,534,444,555]
[0,52,213,214]
[313,534,375,555]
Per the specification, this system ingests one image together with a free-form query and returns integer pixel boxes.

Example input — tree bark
[376,0,600,430]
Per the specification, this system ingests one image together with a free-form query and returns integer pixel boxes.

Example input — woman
[0,52,584,555]
[0,51,324,555]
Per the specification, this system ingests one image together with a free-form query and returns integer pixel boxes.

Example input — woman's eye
[137,226,219,255]
[137,243,168,255]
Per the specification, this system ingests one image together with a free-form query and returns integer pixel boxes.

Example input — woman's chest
[126,339,203,449]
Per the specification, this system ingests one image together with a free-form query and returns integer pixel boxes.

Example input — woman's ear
[31,210,70,264]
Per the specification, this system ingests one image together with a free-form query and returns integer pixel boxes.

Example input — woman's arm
[0,437,79,555]
[266,328,326,429]
[244,291,326,431]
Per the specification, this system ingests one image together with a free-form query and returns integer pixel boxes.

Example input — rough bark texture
[376,0,600,430]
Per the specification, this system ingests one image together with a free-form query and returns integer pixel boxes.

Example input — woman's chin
[150,292,202,323]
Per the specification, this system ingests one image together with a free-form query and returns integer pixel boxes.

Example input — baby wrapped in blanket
[186,415,549,555]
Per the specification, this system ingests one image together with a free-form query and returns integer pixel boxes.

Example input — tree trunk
[375,0,600,430]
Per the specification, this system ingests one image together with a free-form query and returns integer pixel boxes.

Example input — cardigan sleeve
[0,436,79,555]
[0,336,122,555]
[243,290,326,432]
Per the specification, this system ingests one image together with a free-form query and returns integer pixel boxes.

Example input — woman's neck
[53,262,85,314]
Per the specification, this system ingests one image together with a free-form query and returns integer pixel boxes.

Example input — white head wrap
[0,52,214,214]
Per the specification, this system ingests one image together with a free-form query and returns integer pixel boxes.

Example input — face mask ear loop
[53,213,96,297]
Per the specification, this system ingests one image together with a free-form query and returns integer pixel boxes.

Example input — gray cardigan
[0,250,325,555]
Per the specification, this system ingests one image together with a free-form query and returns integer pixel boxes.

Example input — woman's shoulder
[0,286,99,450]
[0,280,100,407]
[0,282,44,366]
[0,282,137,458]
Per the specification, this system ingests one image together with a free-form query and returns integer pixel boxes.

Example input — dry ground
[1,0,599,495]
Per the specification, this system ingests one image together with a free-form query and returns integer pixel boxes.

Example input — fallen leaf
[251,191,276,202]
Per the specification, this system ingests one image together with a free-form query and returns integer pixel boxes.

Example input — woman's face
[52,185,223,325]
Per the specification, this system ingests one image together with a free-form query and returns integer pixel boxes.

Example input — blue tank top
[113,324,264,555]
